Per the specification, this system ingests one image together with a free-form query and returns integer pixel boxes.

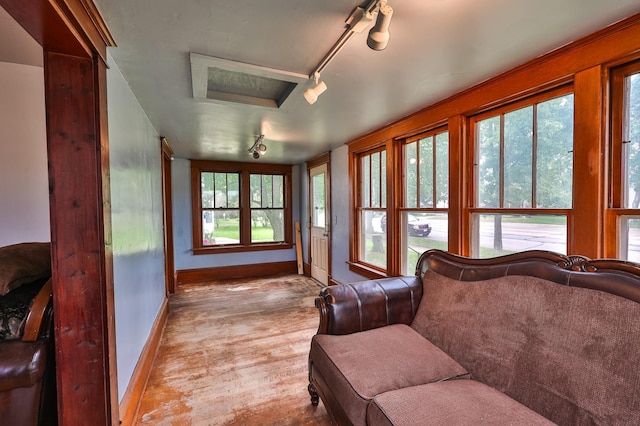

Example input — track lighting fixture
[248,134,267,159]
[304,0,393,104]
[367,2,393,51]
[303,74,328,105]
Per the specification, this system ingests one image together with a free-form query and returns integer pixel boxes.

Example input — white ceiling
[9,1,640,164]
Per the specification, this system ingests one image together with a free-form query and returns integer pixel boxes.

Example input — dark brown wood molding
[118,297,169,426]
[303,262,311,276]
[176,261,298,285]
[307,151,331,169]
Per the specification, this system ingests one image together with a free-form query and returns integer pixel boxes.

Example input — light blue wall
[330,145,368,284]
[172,158,301,270]
[106,52,166,402]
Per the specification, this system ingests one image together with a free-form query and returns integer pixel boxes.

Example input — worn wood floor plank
[134,274,334,425]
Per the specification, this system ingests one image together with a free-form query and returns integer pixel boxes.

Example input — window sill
[347,261,388,280]
[193,242,293,255]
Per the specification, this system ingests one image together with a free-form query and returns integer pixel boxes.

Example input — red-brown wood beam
[45,51,116,426]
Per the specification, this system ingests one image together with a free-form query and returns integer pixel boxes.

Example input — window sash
[191,161,292,254]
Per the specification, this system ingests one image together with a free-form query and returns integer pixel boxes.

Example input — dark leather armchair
[0,279,57,425]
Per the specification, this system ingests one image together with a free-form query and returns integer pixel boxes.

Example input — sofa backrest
[410,250,640,425]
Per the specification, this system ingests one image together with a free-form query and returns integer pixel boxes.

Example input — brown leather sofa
[308,250,640,425]
[0,278,57,425]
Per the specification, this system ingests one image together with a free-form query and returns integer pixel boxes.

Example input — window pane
[477,116,501,207]
[504,106,533,208]
[381,150,387,208]
[202,210,240,245]
[312,173,325,227]
[620,216,640,261]
[371,152,380,207]
[419,137,434,207]
[362,155,371,208]
[250,174,262,207]
[360,210,386,269]
[263,175,273,208]
[405,142,417,208]
[201,172,214,208]
[214,173,228,208]
[227,173,239,208]
[537,94,574,208]
[435,132,449,208]
[471,213,567,257]
[402,212,448,274]
[625,73,640,208]
[251,209,284,243]
[273,175,284,208]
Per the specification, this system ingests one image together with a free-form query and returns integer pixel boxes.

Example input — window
[471,87,574,257]
[401,129,449,274]
[191,161,292,253]
[610,60,640,261]
[356,148,387,270]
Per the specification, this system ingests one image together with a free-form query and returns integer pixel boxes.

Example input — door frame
[161,137,175,294]
[307,152,332,282]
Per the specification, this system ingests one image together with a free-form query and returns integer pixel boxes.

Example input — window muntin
[401,130,449,274]
[358,148,387,270]
[192,161,292,254]
[472,89,574,257]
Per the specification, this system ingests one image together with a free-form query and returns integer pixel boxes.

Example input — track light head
[367,3,393,51]
[252,150,260,159]
[257,143,267,155]
[304,80,328,105]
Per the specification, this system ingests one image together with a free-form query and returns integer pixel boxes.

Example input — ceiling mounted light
[367,2,393,51]
[248,134,267,159]
[304,0,392,104]
[304,75,328,105]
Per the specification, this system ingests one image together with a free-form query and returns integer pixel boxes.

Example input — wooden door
[310,163,329,285]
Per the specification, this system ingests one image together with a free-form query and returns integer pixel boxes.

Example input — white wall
[106,51,166,402]
[172,158,301,271]
[0,61,50,247]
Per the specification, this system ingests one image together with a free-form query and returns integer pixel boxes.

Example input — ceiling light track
[304,0,393,105]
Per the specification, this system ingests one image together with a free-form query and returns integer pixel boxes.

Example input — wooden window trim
[191,160,293,255]
[350,144,393,274]
[606,59,640,258]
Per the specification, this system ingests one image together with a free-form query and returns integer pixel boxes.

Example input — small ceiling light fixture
[248,134,267,159]
[303,73,328,105]
[304,0,393,104]
[367,2,393,51]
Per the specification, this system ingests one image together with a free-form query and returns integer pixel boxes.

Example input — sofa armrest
[315,276,423,335]
[0,340,47,392]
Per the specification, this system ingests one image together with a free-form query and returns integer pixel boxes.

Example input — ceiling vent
[190,53,308,109]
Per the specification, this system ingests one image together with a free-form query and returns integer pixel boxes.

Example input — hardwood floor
[134,274,334,425]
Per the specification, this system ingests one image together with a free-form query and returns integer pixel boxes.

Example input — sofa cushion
[411,270,640,425]
[310,324,468,426]
[367,380,555,426]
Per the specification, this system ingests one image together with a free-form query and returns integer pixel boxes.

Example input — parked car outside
[381,214,432,237]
